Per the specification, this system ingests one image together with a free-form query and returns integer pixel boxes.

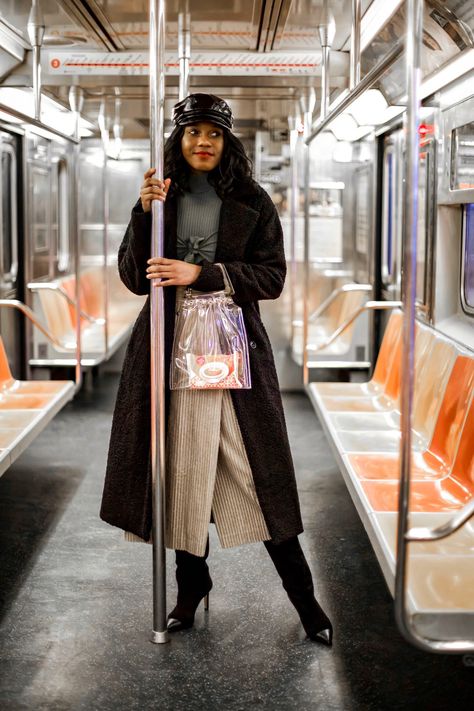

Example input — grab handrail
[406,498,474,542]
[307,300,402,353]
[306,283,372,324]
[0,300,80,390]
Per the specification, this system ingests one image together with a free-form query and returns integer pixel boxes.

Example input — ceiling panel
[92,0,262,50]
[276,0,375,51]
[0,0,101,48]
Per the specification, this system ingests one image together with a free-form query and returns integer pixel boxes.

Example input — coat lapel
[215,195,260,262]
[164,196,178,259]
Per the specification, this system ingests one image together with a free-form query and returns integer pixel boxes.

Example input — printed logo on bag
[186,354,244,388]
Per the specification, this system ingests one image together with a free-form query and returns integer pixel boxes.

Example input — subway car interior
[0,0,473,709]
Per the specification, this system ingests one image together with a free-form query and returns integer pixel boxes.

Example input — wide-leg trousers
[124,387,271,556]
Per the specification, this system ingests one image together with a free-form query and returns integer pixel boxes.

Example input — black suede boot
[167,536,212,632]
[264,537,333,646]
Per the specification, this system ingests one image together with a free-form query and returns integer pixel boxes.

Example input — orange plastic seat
[351,355,474,484]
[334,336,456,452]
[359,358,474,511]
[0,336,75,477]
[0,339,66,395]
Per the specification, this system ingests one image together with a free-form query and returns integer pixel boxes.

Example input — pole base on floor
[150,629,170,644]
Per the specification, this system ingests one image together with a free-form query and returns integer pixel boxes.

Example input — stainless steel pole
[350,0,361,90]
[301,87,316,386]
[69,86,84,392]
[27,0,45,121]
[394,0,423,647]
[318,7,336,120]
[102,146,110,357]
[288,107,299,349]
[149,0,169,645]
[178,8,191,101]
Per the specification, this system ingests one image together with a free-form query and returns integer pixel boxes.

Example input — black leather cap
[172,93,233,130]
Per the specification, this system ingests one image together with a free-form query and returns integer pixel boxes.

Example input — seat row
[0,337,74,478]
[308,310,474,641]
[29,264,145,366]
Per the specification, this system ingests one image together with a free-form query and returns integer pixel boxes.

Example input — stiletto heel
[204,592,210,611]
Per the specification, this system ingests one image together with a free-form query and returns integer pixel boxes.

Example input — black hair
[163,124,253,199]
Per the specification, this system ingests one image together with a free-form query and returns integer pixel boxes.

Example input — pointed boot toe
[310,626,333,646]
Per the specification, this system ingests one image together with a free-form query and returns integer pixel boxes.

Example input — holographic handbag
[170,264,251,390]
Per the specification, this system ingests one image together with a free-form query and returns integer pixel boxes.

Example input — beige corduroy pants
[124,389,271,556]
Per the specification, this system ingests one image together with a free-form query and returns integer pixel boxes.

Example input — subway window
[462,203,474,314]
[57,159,70,272]
[31,167,50,252]
[382,148,395,283]
[0,144,17,284]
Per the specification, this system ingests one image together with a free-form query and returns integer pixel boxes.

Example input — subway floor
[0,373,472,711]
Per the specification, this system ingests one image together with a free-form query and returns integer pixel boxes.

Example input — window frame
[0,141,18,289]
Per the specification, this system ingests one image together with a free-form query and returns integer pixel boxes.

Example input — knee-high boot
[264,537,333,646]
[167,536,213,632]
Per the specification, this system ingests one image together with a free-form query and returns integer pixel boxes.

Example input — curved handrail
[307,300,402,353]
[406,499,474,542]
[293,283,372,326]
[0,300,80,390]
[309,283,371,323]
[27,282,102,324]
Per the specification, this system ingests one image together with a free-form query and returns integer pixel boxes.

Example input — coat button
[249,340,257,349]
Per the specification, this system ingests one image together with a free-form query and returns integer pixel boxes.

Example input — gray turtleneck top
[177,172,222,264]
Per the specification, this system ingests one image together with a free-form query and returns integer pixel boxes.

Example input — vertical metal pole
[394,0,423,644]
[27,0,45,121]
[350,0,361,90]
[318,6,336,121]
[178,7,191,101]
[301,87,316,386]
[69,86,84,391]
[288,107,300,348]
[320,46,330,120]
[102,145,109,356]
[149,0,169,645]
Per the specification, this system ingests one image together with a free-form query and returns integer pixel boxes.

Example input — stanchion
[149,0,169,645]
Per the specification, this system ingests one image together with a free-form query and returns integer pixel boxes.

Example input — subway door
[0,130,23,377]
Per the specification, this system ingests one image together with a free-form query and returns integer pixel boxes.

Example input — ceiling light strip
[0,101,79,142]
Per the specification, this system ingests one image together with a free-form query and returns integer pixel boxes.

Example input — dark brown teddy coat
[100,178,304,544]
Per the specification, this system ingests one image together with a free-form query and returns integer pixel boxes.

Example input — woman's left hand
[146,257,202,287]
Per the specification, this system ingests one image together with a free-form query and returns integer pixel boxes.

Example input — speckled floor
[0,373,472,711]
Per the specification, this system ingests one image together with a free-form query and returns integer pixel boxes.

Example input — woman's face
[181,122,224,173]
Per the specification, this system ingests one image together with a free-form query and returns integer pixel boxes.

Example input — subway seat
[308,310,474,639]
[292,285,368,358]
[0,337,74,478]
[36,265,145,356]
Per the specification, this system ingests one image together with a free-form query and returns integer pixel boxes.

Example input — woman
[100,93,333,646]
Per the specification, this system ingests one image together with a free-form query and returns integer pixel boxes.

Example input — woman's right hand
[140,168,171,212]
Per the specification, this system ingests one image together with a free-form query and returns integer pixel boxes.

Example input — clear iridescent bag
[170,264,251,390]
